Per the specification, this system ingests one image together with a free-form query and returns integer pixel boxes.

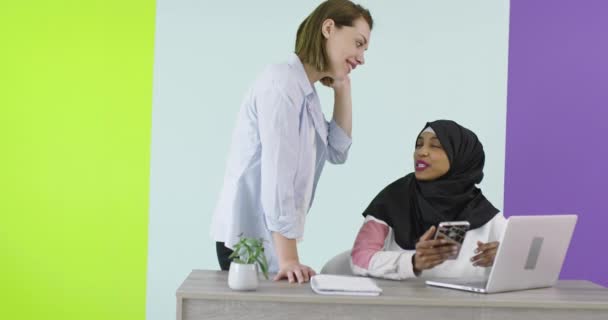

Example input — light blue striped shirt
[211,53,352,271]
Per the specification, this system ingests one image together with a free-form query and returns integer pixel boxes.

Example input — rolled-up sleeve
[351,216,418,280]
[326,119,352,164]
[257,88,305,239]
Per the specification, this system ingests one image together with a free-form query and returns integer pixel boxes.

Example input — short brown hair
[295,0,373,72]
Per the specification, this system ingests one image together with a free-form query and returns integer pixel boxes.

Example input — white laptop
[426,214,577,294]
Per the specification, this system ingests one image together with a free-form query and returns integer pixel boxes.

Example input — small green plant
[228,235,269,279]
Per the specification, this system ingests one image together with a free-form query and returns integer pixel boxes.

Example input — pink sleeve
[351,220,389,269]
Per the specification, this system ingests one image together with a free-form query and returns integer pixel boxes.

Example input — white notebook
[310,275,382,296]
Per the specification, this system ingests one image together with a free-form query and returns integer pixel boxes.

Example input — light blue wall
[146,1,510,319]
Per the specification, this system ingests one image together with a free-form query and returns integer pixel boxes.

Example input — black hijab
[362,120,499,249]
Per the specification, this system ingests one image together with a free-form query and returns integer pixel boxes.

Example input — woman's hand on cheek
[321,75,351,93]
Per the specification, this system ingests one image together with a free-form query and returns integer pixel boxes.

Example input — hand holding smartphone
[434,221,470,259]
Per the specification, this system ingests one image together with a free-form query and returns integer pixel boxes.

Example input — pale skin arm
[272,232,316,283]
[271,77,350,284]
[321,76,352,137]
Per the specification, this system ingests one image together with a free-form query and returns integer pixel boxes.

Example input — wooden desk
[176,270,608,320]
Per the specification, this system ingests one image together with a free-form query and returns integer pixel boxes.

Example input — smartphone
[434,221,470,259]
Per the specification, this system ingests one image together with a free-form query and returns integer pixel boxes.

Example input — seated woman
[350,120,506,280]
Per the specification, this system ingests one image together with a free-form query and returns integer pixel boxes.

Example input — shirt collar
[287,53,314,97]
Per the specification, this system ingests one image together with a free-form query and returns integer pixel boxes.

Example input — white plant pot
[228,262,259,291]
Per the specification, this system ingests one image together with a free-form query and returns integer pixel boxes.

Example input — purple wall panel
[505,0,608,286]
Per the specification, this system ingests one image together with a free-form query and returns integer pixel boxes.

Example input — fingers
[476,260,493,267]
[428,244,459,255]
[302,267,316,283]
[422,254,451,263]
[420,226,436,242]
[472,249,497,266]
[273,269,286,281]
[320,77,333,87]
[309,268,317,277]
[427,258,447,269]
[415,229,459,272]
[273,264,316,283]
[415,253,448,270]
[416,238,451,250]
[472,255,495,267]
[476,241,499,253]
[417,243,459,258]
[272,269,296,283]
[418,226,463,251]
[472,242,499,267]
[293,269,304,284]
[294,266,316,283]
[301,269,310,283]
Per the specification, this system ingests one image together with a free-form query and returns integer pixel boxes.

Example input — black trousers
[216,242,234,271]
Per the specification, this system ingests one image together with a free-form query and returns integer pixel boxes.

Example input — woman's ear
[321,19,335,39]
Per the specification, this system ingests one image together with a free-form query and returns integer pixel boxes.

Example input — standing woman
[211,0,373,283]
